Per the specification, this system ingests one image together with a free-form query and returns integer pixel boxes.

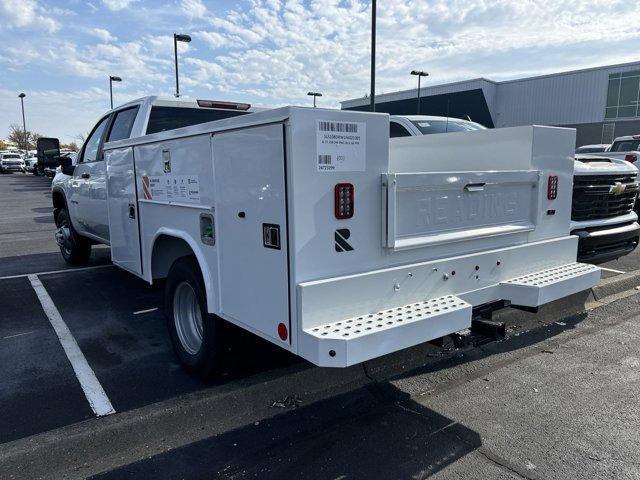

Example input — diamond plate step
[301,295,472,367]
[500,262,600,307]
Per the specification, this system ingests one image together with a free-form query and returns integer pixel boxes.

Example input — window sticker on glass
[417,122,431,127]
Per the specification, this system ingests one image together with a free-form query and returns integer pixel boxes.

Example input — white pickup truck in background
[604,134,640,164]
[48,102,601,377]
[390,115,640,264]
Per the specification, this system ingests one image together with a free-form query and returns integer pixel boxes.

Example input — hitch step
[470,319,506,338]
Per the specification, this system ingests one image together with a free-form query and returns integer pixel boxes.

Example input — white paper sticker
[316,120,366,172]
[142,174,200,203]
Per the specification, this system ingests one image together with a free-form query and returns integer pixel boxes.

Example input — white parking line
[133,307,158,315]
[0,264,114,281]
[599,267,626,274]
[2,331,34,340]
[28,274,115,417]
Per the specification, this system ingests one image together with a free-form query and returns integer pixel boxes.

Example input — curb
[2,269,639,479]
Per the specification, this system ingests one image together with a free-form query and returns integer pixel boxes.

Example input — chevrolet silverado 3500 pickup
[50,98,600,377]
[390,115,640,264]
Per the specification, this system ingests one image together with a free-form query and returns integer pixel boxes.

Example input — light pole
[307,91,322,108]
[173,33,192,97]
[370,0,376,112]
[18,93,26,152]
[109,75,122,109]
[410,70,429,115]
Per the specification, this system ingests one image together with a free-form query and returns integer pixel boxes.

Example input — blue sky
[1,0,639,143]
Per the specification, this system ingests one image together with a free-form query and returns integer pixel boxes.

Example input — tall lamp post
[370,0,376,112]
[109,75,122,109]
[173,33,192,97]
[18,93,27,152]
[307,91,322,108]
[410,70,429,115]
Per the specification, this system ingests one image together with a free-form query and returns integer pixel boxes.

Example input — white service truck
[390,115,640,264]
[51,97,601,376]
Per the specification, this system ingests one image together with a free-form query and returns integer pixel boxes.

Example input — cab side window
[107,106,139,142]
[81,117,109,163]
[390,121,411,138]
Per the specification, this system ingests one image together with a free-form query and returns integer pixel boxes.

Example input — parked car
[25,151,38,173]
[390,115,640,264]
[602,134,640,163]
[575,144,610,154]
[0,152,26,173]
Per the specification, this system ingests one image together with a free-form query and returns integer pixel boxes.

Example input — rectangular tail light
[334,183,354,219]
[625,154,637,163]
[547,175,558,200]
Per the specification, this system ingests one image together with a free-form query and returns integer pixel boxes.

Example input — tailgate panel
[384,170,539,250]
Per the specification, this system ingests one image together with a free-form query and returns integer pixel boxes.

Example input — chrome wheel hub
[55,225,72,252]
[173,282,203,355]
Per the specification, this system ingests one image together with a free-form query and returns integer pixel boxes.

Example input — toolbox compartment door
[212,123,290,343]
[105,146,143,275]
[384,170,539,250]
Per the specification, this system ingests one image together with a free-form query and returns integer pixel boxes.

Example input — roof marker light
[196,99,251,110]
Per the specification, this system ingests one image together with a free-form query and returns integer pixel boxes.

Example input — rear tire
[165,256,222,379]
[55,208,91,265]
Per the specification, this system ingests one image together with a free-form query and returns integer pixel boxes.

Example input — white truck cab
[390,115,640,264]
[52,96,259,261]
[50,105,602,377]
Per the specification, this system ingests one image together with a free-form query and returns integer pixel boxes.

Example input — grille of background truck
[572,174,639,221]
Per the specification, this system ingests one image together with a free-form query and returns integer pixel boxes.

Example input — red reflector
[196,99,251,110]
[334,183,354,219]
[625,154,637,163]
[547,175,558,200]
[277,323,288,341]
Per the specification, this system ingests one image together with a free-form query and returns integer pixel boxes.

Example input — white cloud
[181,0,206,19]
[101,0,139,11]
[0,0,59,32]
[85,28,117,42]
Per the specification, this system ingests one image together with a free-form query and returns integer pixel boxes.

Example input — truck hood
[573,156,638,175]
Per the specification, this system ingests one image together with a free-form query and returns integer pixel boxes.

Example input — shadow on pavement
[93,382,480,480]
[0,249,112,277]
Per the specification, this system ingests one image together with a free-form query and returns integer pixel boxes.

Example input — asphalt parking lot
[2,172,640,479]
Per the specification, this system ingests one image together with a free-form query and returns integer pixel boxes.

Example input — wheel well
[52,189,66,223]
[151,235,197,280]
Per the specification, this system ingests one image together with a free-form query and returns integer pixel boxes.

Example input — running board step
[300,295,472,367]
[500,262,600,307]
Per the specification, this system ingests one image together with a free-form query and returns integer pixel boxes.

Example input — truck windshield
[411,119,487,135]
[146,106,250,134]
[610,140,640,152]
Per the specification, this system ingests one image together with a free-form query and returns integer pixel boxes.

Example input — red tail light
[335,183,354,219]
[547,175,558,200]
[625,154,637,163]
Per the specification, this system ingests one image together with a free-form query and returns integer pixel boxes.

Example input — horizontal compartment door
[384,170,539,250]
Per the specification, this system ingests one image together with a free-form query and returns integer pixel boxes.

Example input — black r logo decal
[335,229,354,252]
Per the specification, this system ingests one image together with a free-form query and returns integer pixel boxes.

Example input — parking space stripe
[28,274,116,417]
[0,264,114,281]
[599,267,626,274]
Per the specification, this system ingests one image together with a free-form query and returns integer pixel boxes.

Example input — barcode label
[318,121,358,133]
[318,154,332,165]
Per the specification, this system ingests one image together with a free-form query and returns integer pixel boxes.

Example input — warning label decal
[316,120,366,172]
[141,174,200,203]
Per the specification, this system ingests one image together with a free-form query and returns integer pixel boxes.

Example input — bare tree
[7,124,42,150]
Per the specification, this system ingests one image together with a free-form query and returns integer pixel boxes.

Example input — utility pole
[370,0,376,112]
[410,70,429,114]
[18,93,27,151]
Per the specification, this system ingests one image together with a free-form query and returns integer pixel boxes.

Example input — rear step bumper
[299,255,600,367]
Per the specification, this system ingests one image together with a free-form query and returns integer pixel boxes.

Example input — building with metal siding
[341,61,640,147]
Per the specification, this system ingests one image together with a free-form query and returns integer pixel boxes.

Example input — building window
[605,70,640,119]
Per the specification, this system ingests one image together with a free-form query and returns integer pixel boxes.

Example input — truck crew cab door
[70,115,110,241]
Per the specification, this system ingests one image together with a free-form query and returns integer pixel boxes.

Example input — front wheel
[165,256,222,379]
[54,208,92,265]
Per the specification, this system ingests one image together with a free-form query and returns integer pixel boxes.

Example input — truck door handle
[81,173,91,179]
[464,182,486,192]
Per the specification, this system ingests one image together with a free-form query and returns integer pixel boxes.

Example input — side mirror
[37,137,61,168]
[60,156,75,176]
